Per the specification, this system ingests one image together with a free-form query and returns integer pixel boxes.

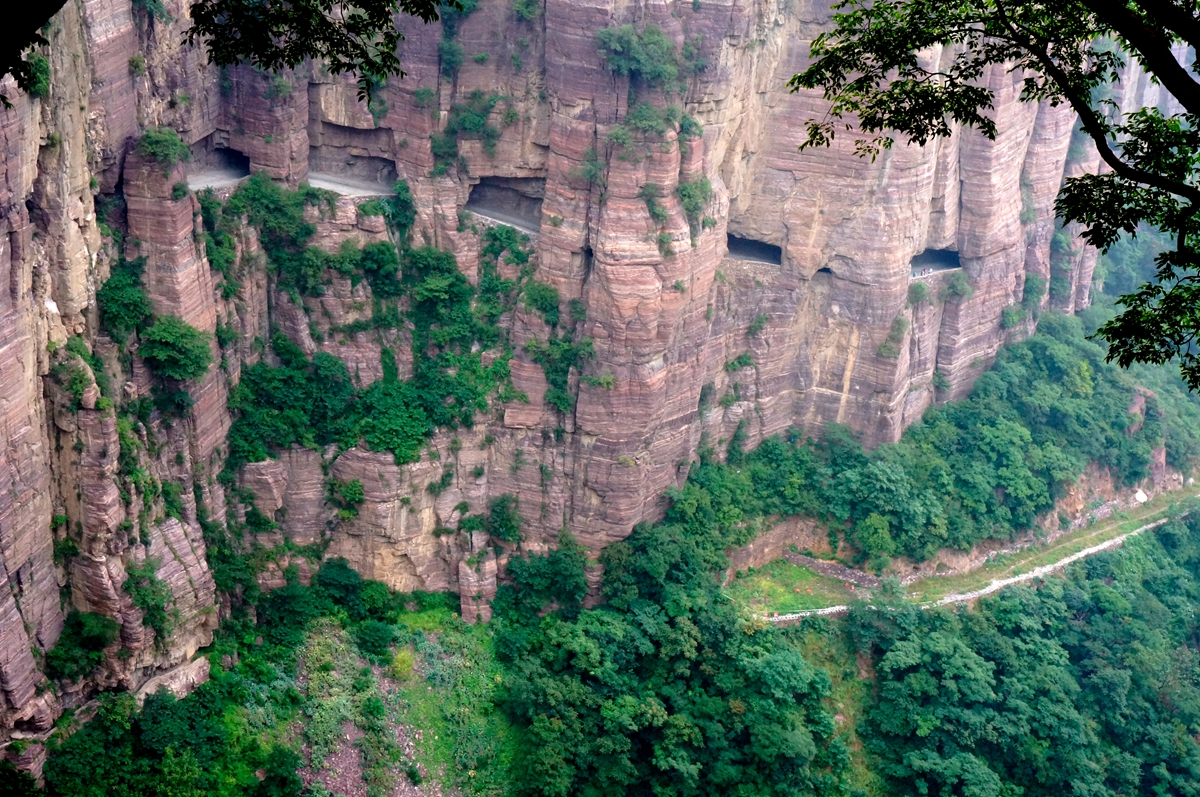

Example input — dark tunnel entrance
[465,177,545,232]
[726,234,783,265]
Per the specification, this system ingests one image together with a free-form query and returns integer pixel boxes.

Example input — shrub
[639,183,668,224]
[45,611,120,681]
[656,231,673,257]
[129,54,146,75]
[1001,303,1027,329]
[877,316,910,358]
[676,176,712,238]
[132,0,170,20]
[98,257,151,338]
[942,269,974,301]
[25,54,50,99]
[264,75,292,102]
[1022,273,1046,314]
[414,86,437,109]
[440,38,465,77]
[171,181,189,200]
[569,148,606,188]
[725,352,754,371]
[473,52,490,63]
[123,558,173,640]
[908,281,931,306]
[136,128,190,173]
[138,316,213,381]
[595,24,679,89]
[357,198,385,217]
[524,280,560,326]
[513,0,539,20]
[746,313,767,337]
[487,493,522,542]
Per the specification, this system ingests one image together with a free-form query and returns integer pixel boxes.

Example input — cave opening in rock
[187,134,251,191]
[465,177,545,233]
[307,122,397,190]
[727,234,783,265]
[910,248,961,275]
[816,267,833,275]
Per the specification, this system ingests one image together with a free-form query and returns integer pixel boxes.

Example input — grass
[909,483,1200,603]
[725,484,1200,614]
[724,558,857,615]
[788,619,885,797]
[395,620,516,796]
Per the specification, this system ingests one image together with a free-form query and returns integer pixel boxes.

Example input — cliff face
[0,0,1146,752]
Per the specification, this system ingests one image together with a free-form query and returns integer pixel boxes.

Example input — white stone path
[768,516,1173,623]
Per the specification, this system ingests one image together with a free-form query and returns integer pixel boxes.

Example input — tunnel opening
[727,234,783,265]
[815,266,833,275]
[910,248,961,275]
[308,122,397,187]
[465,176,545,232]
[186,135,252,191]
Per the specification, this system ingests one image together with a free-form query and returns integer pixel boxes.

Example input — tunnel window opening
[910,248,960,276]
[187,134,252,191]
[816,267,833,275]
[726,234,783,265]
[465,176,545,233]
[212,147,251,176]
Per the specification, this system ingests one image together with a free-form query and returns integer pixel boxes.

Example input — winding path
[767,515,1174,623]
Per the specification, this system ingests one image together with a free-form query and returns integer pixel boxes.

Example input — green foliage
[132,0,170,20]
[224,172,337,296]
[877,316,910,359]
[526,334,593,414]
[263,75,292,101]
[941,270,973,301]
[524,280,560,326]
[639,182,668,224]
[595,24,679,89]
[129,54,146,76]
[907,281,930,306]
[123,558,174,641]
[171,181,190,200]
[357,198,385,217]
[440,38,465,78]
[851,519,1200,797]
[570,148,606,188]
[676,176,712,239]
[487,494,522,542]
[227,238,516,469]
[26,54,50,99]
[414,86,437,109]
[512,0,539,20]
[386,179,418,243]
[138,316,213,381]
[495,502,849,796]
[656,231,673,257]
[1000,303,1026,329]
[44,611,120,681]
[1022,272,1046,314]
[435,90,507,170]
[725,352,754,371]
[97,257,152,338]
[161,480,185,520]
[136,128,190,172]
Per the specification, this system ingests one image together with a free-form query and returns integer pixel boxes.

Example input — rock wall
[0,0,1165,755]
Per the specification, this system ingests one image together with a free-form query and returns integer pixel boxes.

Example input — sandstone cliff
[0,0,1160,758]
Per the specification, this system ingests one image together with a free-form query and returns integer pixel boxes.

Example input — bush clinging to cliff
[596,24,679,89]
[136,127,190,173]
[138,316,213,381]
[97,257,152,338]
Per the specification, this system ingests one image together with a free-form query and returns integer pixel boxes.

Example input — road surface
[462,203,541,235]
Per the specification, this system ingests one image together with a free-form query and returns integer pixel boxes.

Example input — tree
[790,0,1200,390]
[186,0,462,101]
[0,1,68,108]
[138,316,213,381]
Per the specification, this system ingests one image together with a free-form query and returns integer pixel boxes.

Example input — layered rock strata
[0,0,1169,755]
